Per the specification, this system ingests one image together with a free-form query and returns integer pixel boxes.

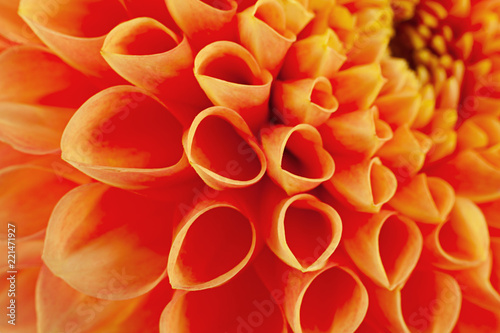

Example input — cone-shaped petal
[272,77,338,127]
[36,265,173,332]
[375,92,422,127]
[376,125,432,179]
[194,41,272,130]
[343,210,423,290]
[183,106,267,190]
[18,0,128,82]
[254,248,368,333]
[457,115,500,151]
[101,17,210,125]
[280,29,346,80]
[167,198,257,290]
[424,197,490,270]
[160,267,287,333]
[319,107,393,158]
[261,124,335,195]
[324,157,397,213]
[238,0,296,73]
[388,174,456,223]
[367,270,462,333]
[61,85,193,189]
[261,184,342,272]
[43,183,173,300]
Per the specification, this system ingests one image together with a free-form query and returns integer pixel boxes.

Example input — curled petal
[367,270,462,333]
[431,148,500,203]
[167,198,257,290]
[194,41,272,130]
[261,185,342,272]
[0,166,76,239]
[0,45,95,107]
[324,157,397,213]
[374,91,422,127]
[454,299,500,333]
[165,0,237,47]
[160,267,287,333]
[319,107,393,158]
[43,183,173,300]
[0,267,39,332]
[183,106,267,190]
[280,0,314,35]
[61,85,193,189]
[331,63,386,111]
[0,0,40,44]
[423,197,490,270]
[254,248,368,333]
[343,210,423,290]
[18,0,128,82]
[120,0,179,32]
[479,199,500,230]
[37,265,173,332]
[388,174,455,223]
[272,77,338,127]
[102,17,209,125]
[457,115,500,151]
[376,125,432,179]
[260,124,335,195]
[280,29,346,80]
[238,0,296,73]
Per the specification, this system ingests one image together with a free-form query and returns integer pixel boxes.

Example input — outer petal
[36,265,173,333]
[457,115,500,151]
[454,299,500,333]
[422,197,490,270]
[167,196,258,290]
[324,157,397,213]
[61,85,193,189]
[0,0,40,44]
[238,0,296,74]
[366,270,462,333]
[343,210,423,290]
[254,248,369,333]
[194,41,272,131]
[160,267,287,333]
[374,91,422,127]
[261,183,342,272]
[43,183,173,300]
[101,17,210,125]
[182,106,267,190]
[318,107,393,158]
[272,77,338,127]
[18,0,129,82]
[388,173,456,223]
[260,124,335,195]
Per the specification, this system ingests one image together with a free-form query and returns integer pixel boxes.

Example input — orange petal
[18,0,128,82]
[0,0,40,44]
[261,124,335,195]
[43,183,172,300]
[0,45,95,107]
[254,247,369,333]
[376,125,432,179]
[281,0,314,35]
[61,85,193,189]
[324,157,397,213]
[431,148,500,203]
[280,29,346,80]
[37,265,173,332]
[120,0,179,33]
[388,174,455,223]
[0,267,39,332]
[454,299,500,333]
[480,199,500,230]
[331,63,386,111]
[194,41,272,131]
[183,106,267,190]
[238,0,296,74]
[165,0,237,48]
[343,210,423,290]
[319,107,393,158]
[160,267,287,333]
[0,165,76,239]
[101,17,210,125]
[261,184,342,272]
[167,197,257,290]
[367,269,462,333]
[423,197,490,270]
[374,91,422,127]
[272,77,338,127]
[457,114,500,151]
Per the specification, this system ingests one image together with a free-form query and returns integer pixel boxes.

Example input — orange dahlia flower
[0,0,499,332]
